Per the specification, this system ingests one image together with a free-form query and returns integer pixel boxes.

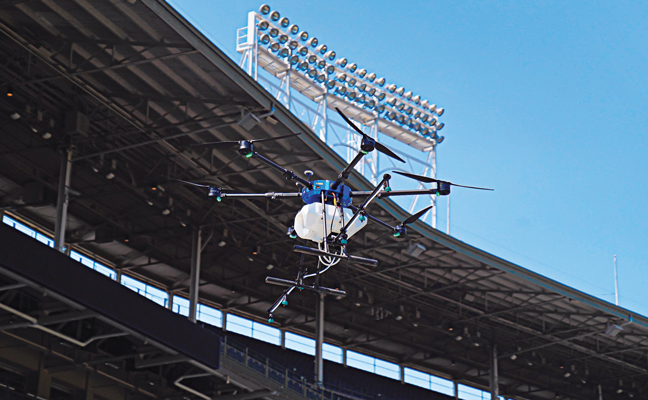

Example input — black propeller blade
[402,205,434,226]
[393,170,493,191]
[169,178,211,188]
[335,107,405,163]
[191,133,301,148]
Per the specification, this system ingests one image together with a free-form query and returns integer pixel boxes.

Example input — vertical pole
[489,345,499,400]
[167,290,174,311]
[188,226,202,322]
[246,11,256,77]
[447,194,450,235]
[431,146,437,229]
[614,255,619,306]
[315,292,325,385]
[454,381,459,400]
[598,384,603,400]
[54,147,73,252]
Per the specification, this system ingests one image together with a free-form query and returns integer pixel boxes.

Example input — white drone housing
[294,203,366,243]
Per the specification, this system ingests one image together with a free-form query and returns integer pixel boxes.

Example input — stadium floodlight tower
[236,4,446,228]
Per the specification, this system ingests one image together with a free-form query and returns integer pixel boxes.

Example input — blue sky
[168,1,648,314]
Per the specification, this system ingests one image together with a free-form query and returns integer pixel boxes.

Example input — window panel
[251,322,281,345]
[322,343,343,363]
[197,304,222,327]
[346,350,375,373]
[172,296,190,316]
[285,332,315,355]
[226,314,253,337]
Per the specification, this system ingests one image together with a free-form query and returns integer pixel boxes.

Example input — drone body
[295,180,366,243]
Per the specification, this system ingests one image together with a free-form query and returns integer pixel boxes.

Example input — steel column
[489,345,499,400]
[315,292,325,385]
[188,226,202,322]
[54,147,73,252]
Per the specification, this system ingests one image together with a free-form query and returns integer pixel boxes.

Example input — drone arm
[351,187,445,198]
[334,174,390,242]
[331,151,366,190]
[348,205,396,231]
[220,192,301,199]
[252,152,312,189]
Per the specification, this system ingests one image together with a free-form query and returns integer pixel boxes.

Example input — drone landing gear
[292,245,378,267]
[265,255,347,322]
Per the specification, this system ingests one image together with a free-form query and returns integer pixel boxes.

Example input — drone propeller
[393,205,434,237]
[393,170,493,191]
[191,133,301,148]
[169,178,211,188]
[335,107,405,163]
[403,205,434,225]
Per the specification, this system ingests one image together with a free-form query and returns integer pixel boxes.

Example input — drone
[180,108,492,321]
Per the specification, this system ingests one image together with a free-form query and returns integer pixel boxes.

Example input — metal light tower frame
[236,5,446,228]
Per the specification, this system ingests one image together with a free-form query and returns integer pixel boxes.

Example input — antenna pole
[614,254,619,306]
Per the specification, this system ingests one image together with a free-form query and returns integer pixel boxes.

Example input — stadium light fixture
[306,37,318,48]
[250,8,446,144]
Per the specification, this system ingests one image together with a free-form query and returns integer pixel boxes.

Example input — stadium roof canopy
[1,1,647,400]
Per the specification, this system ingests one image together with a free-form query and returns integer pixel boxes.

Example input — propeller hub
[437,181,451,196]
[238,140,254,158]
[393,226,407,237]
[360,136,375,153]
